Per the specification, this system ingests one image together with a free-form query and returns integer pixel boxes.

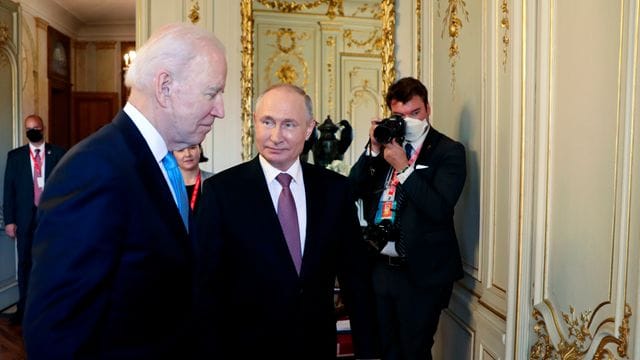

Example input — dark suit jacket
[24,111,195,360]
[196,157,378,359]
[3,143,65,240]
[350,127,467,288]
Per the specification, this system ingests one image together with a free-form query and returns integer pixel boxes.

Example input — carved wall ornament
[256,0,325,13]
[500,0,510,72]
[343,29,381,53]
[242,0,396,160]
[188,1,200,24]
[437,0,469,91]
[0,23,9,46]
[264,28,310,88]
[240,0,255,160]
[530,300,632,359]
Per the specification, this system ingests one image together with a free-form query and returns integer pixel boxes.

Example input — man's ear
[155,71,172,107]
[305,119,316,140]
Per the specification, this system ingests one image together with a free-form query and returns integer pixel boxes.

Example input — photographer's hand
[368,120,383,155]
[383,139,410,171]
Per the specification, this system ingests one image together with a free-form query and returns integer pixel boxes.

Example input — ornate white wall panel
[340,56,382,165]
[545,0,622,310]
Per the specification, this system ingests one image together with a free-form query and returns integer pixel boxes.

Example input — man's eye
[261,119,275,128]
[283,122,296,129]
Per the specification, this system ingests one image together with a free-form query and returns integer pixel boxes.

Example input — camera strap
[373,143,423,225]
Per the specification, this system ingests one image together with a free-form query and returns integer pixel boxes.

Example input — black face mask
[26,129,44,143]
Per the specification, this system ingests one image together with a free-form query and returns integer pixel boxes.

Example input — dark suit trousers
[372,262,453,360]
[16,206,37,320]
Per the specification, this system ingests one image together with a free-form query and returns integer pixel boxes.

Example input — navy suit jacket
[3,143,65,240]
[350,127,467,288]
[24,111,196,359]
[196,157,379,359]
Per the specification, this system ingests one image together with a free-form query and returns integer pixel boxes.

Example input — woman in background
[173,144,213,215]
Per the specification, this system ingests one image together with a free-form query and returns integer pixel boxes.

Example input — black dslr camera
[373,114,405,144]
[362,219,400,253]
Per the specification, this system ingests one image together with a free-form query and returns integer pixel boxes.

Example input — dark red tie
[33,149,43,206]
[276,173,302,274]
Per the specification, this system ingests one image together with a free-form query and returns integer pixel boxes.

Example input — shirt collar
[124,102,168,163]
[29,143,44,153]
[258,155,303,185]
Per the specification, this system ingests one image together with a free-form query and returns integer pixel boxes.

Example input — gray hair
[255,84,314,122]
[124,23,225,92]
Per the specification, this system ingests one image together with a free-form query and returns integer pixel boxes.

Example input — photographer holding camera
[349,77,466,360]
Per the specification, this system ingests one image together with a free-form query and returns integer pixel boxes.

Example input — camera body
[373,114,405,144]
[362,219,400,252]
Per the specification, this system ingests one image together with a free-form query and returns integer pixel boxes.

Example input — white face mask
[404,116,429,142]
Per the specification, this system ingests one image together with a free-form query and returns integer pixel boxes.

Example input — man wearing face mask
[2,114,65,325]
[349,77,466,360]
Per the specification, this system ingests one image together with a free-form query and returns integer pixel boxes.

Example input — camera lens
[373,115,405,144]
[373,126,393,144]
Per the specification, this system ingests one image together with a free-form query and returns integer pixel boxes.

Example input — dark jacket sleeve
[2,150,18,225]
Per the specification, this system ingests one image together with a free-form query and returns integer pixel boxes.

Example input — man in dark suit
[2,114,65,325]
[196,84,379,359]
[349,77,467,359]
[23,23,227,359]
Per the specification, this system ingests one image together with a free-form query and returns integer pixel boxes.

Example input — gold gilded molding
[343,29,381,53]
[326,35,336,116]
[500,0,510,72]
[263,28,310,88]
[188,1,200,24]
[0,23,9,46]
[241,0,395,159]
[241,0,255,161]
[35,17,48,31]
[256,0,324,13]
[379,0,395,116]
[416,0,422,80]
[437,0,469,91]
[530,300,632,359]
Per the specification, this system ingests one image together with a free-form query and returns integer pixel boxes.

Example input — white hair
[124,23,225,92]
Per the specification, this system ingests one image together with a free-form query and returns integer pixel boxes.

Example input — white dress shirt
[259,155,307,255]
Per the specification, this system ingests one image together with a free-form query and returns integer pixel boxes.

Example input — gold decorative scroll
[188,1,200,24]
[343,29,381,53]
[379,0,396,117]
[0,23,9,46]
[256,0,325,13]
[530,300,632,359]
[500,0,510,72]
[437,0,469,91]
[241,0,396,159]
[416,0,422,80]
[263,28,310,88]
[326,35,336,116]
[241,0,254,161]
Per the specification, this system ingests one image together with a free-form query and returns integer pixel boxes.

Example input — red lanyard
[189,172,202,210]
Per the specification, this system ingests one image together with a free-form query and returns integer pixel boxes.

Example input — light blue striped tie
[162,152,189,230]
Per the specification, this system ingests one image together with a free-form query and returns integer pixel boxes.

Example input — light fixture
[123,49,137,70]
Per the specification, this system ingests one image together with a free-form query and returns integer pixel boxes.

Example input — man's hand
[5,223,17,239]
[383,139,409,171]
[368,119,382,154]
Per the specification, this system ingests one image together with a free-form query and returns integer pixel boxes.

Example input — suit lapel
[300,163,323,277]
[112,112,189,242]
[44,144,55,179]
[19,145,35,193]
[249,157,307,277]
[415,127,442,164]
